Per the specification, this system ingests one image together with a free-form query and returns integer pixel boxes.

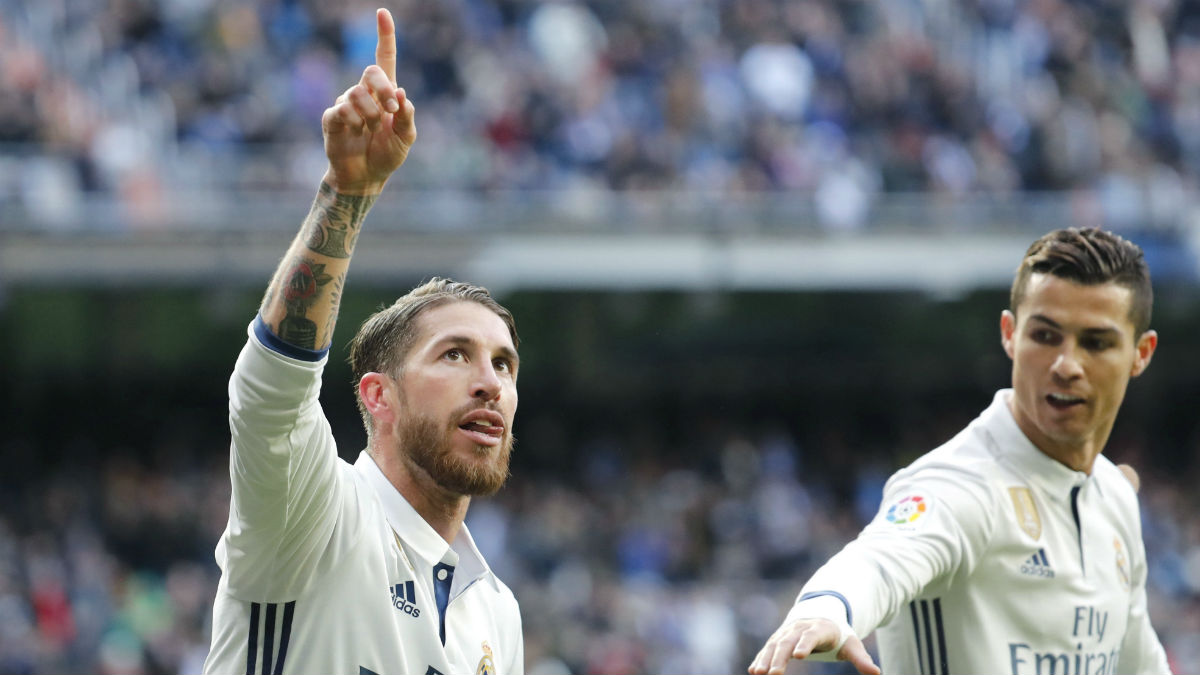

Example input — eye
[1030,329,1059,345]
[444,348,465,362]
[1081,336,1113,351]
[493,358,513,374]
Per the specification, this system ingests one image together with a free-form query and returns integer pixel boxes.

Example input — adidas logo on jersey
[1019,547,1055,578]
[390,581,421,617]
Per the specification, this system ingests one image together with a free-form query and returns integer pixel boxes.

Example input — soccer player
[749,228,1172,675]
[202,9,523,675]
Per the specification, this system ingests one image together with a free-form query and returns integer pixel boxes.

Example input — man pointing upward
[203,9,524,675]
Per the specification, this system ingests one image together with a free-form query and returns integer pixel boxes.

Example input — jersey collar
[354,451,499,592]
[982,389,1092,502]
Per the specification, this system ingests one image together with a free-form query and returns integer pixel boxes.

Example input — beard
[398,405,514,497]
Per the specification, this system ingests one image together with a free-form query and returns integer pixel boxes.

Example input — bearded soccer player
[750,228,1171,675]
[203,10,523,674]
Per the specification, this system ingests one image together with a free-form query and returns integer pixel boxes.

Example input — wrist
[321,170,388,196]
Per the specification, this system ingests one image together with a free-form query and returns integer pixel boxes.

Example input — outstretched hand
[749,617,880,675]
[321,8,416,194]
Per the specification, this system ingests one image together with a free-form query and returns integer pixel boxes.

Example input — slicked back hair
[348,277,519,437]
[1010,228,1153,335]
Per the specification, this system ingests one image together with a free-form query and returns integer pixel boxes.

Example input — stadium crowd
[0,402,1198,674]
[2,0,1200,230]
[3,0,1200,672]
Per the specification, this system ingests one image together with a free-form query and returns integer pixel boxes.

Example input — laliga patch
[883,494,930,529]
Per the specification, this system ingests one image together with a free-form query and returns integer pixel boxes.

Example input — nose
[1050,345,1084,382]
[471,362,503,401]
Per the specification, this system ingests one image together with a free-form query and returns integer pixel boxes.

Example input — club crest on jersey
[390,580,421,617]
[884,495,928,527]
[1008,486,1042,540]
[476,641,496,675]
[1114,537,1131,590]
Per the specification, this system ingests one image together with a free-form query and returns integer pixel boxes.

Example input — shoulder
[489,573,521,609]
[875,429,1008,532]
[887,428,1003,499]
[483,574,524,659]
[1092,455,1142,515]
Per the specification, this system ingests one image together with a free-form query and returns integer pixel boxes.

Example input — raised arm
[260,8,416,350]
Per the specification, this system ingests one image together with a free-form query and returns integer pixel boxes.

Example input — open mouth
[1045,392,1085,410]
[459,419,504,438]
[457,411,505,446]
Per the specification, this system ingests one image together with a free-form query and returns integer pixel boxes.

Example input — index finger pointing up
[376,8,397,85]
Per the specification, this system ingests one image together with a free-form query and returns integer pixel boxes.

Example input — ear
[359,372,398,428]
[1130,329,1157,378]
[1000,310,1017,360]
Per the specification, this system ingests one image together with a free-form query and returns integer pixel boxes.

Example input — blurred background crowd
[2,286,1199,675]
[3,377,1200,675]
[2,0,1200,230]
[3,0,1200,673]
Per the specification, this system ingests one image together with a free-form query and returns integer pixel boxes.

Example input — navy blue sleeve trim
[798,590,853,626]
[253,314,330,362]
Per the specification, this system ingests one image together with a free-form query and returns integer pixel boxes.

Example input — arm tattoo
[322,275,346,342]
[303,182,376,259]
[276,256,335,349]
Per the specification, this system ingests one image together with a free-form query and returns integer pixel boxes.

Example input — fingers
[324,8,400,135]
[321,84,372,134]
[748,627,816,675]
[838,636,882,675]
[748,640,783,675]
[389,87,416,141]
[361,64,399,114]
[323,77,398,136]
[749,619,859,675]
[375,8,398,85]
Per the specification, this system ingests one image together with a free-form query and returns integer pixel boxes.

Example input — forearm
[260,178,379,350]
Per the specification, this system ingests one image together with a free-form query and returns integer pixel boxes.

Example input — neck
[1035,440,1099,475]
[1006,394,1106,475]
[368,443,470,543]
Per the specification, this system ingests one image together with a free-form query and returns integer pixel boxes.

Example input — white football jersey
[203,321,524,675]
[789,389,1170,675]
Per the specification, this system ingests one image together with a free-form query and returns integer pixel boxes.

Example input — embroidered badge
[1008,487,1042,540]
[1114,537,1131,590]
[476,641,496,675]
[885,495,928,525]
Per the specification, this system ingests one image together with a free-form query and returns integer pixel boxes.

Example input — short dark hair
[1010,228,1153,335]
[348,277,519,436]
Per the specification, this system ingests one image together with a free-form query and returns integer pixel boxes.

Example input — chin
[1042,424,1091,446]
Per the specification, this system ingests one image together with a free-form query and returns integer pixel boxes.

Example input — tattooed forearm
[272,255,335,349]
[303,182,377,259]
[322,275,346,343]
[260,180,377,350]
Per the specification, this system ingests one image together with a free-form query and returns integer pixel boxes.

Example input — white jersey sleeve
[788,392,1173,675]
[794,461,997,638]
[220,319,351,601]
[1107,464,1171,674]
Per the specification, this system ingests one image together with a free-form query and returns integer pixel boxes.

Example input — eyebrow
[1028,314,1121,336]
[436,335,520,366]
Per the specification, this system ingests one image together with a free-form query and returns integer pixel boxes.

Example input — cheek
[1010,349,1038,379]
[1097,369,1132,402]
